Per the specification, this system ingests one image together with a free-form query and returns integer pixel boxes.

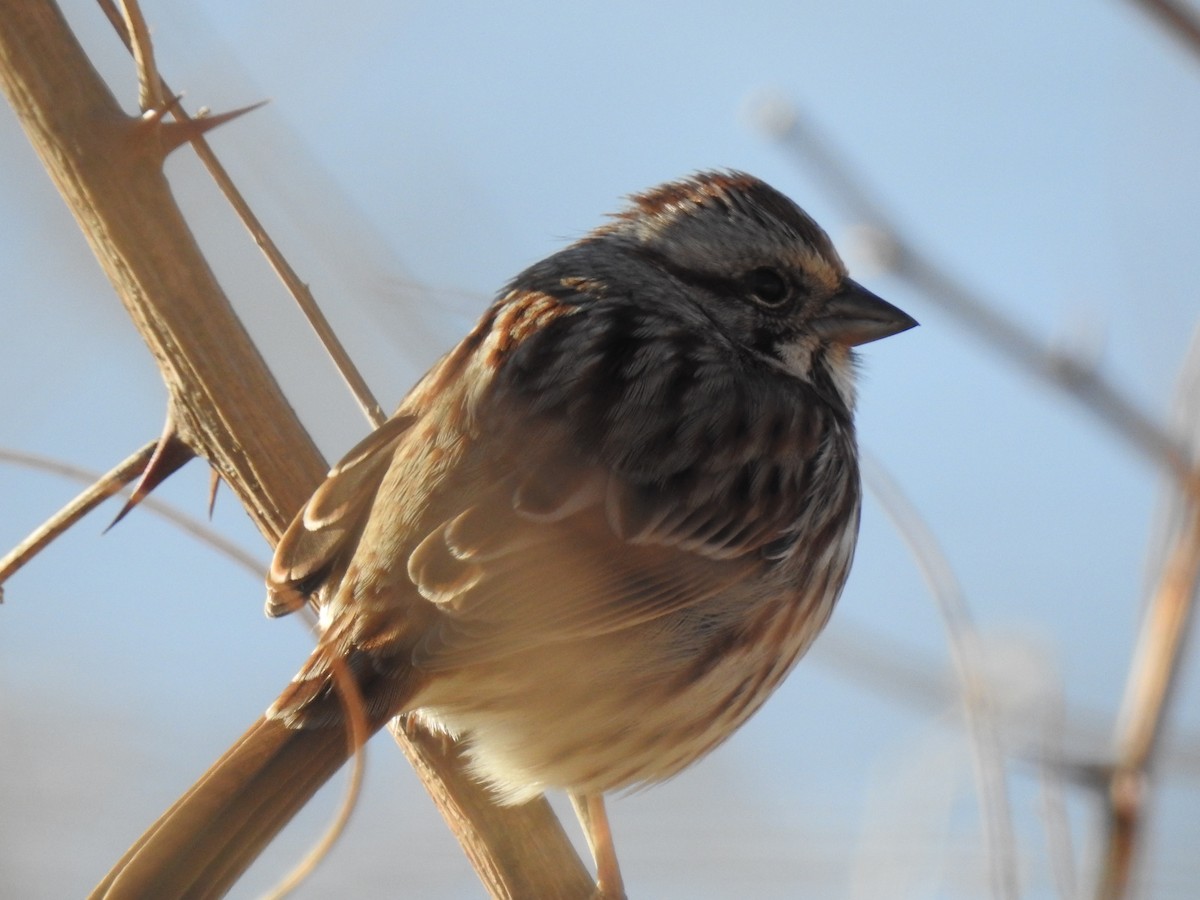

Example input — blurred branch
[96,0,387,429]
[1126,0,1200,63]
[0,443,155,594]
[749,96,1200,900]
[749,96,1198,494]
[1100,499,1200,897]
[1099,327,1200,900]
[0,443,267,586]
[1037,679,1080,900]
[815,618,1200,782]
[0,2,589,897]
[862,455,1018,899]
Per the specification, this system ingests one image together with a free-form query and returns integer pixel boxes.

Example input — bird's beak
[811,279,918,347]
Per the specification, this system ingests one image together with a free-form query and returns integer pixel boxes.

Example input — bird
[92,170,916,899]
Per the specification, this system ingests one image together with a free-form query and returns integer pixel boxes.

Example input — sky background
[2,1,1199,897]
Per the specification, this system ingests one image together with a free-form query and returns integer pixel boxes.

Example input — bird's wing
[266,413,417,616]
[405,432,803,670]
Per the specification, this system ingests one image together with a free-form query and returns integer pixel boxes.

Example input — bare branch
[1126,0,1200,63]
[814,618,1200,782]
[1099,327,1200,899]
[96,0,387,429]
[0,443,155,593]
[0,444,267,581]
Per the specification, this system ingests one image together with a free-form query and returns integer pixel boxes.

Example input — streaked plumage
[95,171,915,900]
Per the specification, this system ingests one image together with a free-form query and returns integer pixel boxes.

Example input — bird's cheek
[823,344,860,409]
[774,335,820,381]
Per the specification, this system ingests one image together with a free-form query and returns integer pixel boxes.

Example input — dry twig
[0,443,156,596]
[0,444,267,585]
[863,454,1018,900]
[97,0,387,429]
[1126,0,1200,62]
[1099,328,1200,899]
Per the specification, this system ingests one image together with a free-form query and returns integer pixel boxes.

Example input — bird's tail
[90,715,361,900]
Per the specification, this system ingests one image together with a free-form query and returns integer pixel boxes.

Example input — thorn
[107,415,195,531]
[208,468,222,520]
[156,99,269,155]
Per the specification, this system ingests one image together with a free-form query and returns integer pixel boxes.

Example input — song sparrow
[94,170,915,899]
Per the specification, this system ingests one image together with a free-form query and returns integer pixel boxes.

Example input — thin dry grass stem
[264,657,370,899]
[1036,678,1080,900]
[751,99,1194,491]
[118,0,161,111]
[1099,329,1200,900]
[0,444,267,585]
[1126,0,1200,62]
[95,0,387,429]
[0,442,155,595]
[861,454,1018,900]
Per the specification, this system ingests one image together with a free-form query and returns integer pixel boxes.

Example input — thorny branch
[0,443,157,595]
[0,444,267,588]
[0,2,590,896]
[96,0,387,429]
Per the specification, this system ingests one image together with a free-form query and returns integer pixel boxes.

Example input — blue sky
[2,2,1199,897]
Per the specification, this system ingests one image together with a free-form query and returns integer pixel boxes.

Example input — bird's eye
[742,267,791,308]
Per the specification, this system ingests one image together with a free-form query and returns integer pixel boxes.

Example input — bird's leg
[569,791,626,899]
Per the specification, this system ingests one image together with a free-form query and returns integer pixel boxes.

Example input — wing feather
[407,466,764,671]
[266,414,417,617]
